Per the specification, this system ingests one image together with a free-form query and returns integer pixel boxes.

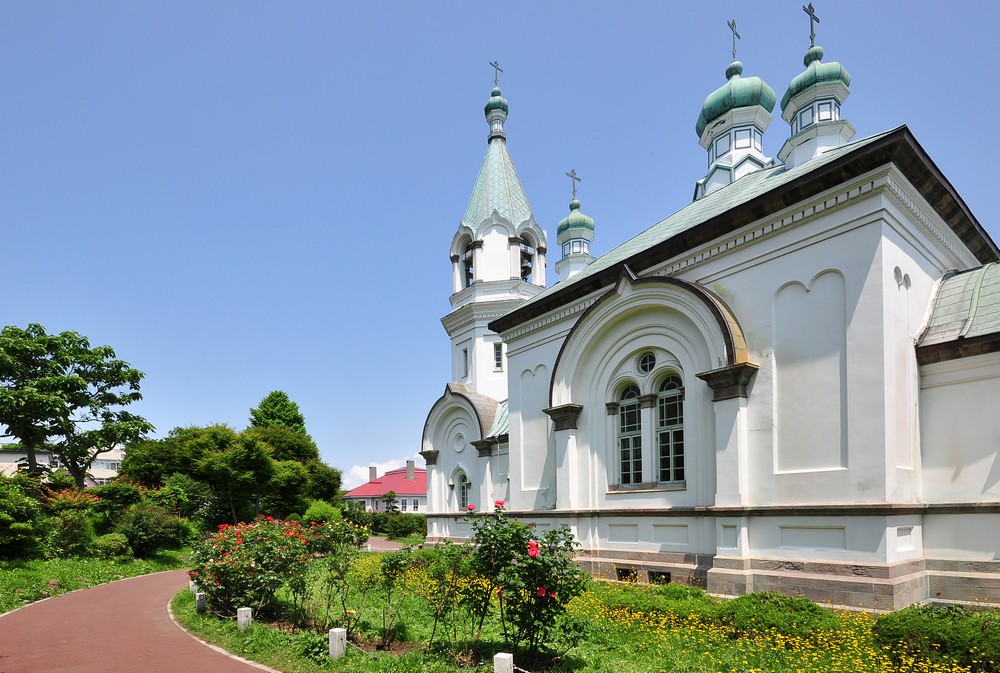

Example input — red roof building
[344,460,426,512]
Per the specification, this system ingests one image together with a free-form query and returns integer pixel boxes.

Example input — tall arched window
[618,385,642,485]
[456,472,471,510]
[656,375,684,483]
[462,244,475,288]
[519,235,535,282]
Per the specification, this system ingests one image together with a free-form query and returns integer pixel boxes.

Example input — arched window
[456,472,471,510]
[519,235,535,282]
[462,243,475,288]
[656,375,684,483]
[618,385,642,485]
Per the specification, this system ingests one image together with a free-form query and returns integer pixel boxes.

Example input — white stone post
[195,592,207,615]
[237,607,253,631]
[189,580,197,595]
[494,652,514,673]
[329,628,347,660]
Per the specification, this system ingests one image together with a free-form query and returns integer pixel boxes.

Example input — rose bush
[190,516,311,616]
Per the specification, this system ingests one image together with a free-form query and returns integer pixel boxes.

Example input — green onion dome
[484,86,509,117]
[695,61,777,138]
[557,198,596,239]
[780,46,851,111]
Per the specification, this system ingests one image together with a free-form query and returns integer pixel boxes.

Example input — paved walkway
[0,569,269,673]
[0,540,411,672]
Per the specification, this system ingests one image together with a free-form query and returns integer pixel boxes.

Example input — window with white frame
[656,375,685,483]
[456,472,471,510]
[494,342,503,371]
[618,385,642,485]
[400,498,408,512]
[412,498,419,512]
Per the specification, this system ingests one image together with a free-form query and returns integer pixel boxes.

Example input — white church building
[421,23,1000,610]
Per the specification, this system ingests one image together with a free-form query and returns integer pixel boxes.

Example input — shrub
[190,517,312,617]
[711,591,838,640]
[596,579,715,620]
[0,478,48,559]
[381,513,426,540]
[114,502,186,557]
[470,502,590,656]
[94,532,132,559]
[93,481,144,518]
[305,518,370,634]
[43,488,99,513]
[47,509,96,557]
[162,472,216,522]
[873,604,1000,671]
[302,500,339,524]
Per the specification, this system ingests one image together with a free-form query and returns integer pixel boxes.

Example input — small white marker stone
[237,607,253,631]
[494,652,514,673]
[329,628,347,660]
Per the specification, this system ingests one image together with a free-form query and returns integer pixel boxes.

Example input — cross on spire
[566,169,582,199]
[802,3,820,47]
[727,19,741,61]
[489,60,503,86]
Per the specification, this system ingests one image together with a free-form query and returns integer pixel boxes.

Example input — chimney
[369,465,377,482]
[406,460,415,481]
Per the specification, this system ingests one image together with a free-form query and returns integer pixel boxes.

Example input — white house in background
[421,21,1000,610]
[343,461,427,512]
[0,445,125,486]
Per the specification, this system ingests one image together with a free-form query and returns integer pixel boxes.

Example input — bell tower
[443,67,548,400]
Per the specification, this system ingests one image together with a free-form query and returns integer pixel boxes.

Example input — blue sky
[3,2,997,488]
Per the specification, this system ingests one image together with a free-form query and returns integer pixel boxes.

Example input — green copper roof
[557,198,596,238]
[696,61,776,137]
[919,263,1000,347]
[462,135,534,233]
[485,399,509,439]
[484,86,509,116]
[781,46,851,111]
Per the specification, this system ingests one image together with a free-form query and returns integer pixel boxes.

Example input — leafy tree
[249,391,308,436]
[0,324,152,487]
[246,425,319,462]
[262,460,310,518]
[304,459,342,501]
[382,490,399,513]
[196,431,275,524]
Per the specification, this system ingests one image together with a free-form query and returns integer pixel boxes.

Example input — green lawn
[0,549,188,614]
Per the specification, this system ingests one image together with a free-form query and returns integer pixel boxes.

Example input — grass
[0,549,189,614]
[173,554,990,673]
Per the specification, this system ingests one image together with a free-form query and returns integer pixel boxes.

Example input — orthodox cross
[727,19,740,61]
[803,3,820,47]
[566,169,582,199]
[489,60,503,86]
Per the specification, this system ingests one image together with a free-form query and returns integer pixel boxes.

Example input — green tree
[0,324,152,487]
[262,460,310,518]
[304,459,342,501]
[246,425,319,462]
[249,391,308,435]
[196,431,275,524]
[382,490,399,513]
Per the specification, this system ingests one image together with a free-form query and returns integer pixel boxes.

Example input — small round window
[637,351,656,374]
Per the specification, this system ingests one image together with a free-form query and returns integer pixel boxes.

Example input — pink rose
[466,503,476,512]
[494,499,505,509]
[537,587,546,597]
[527,540,540,558]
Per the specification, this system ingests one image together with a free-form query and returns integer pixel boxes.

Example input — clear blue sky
[3,2,997,488]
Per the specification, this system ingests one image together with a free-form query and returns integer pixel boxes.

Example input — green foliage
[262,460,310,518]
[0,323,152,487]
[114,502,186,557]
[343,500,374,529]
[196,430,275,524]
[712,591,839,640]
[162,472,216,521]
[873,603,1000,671]
[93,532,131,559]
[92,481,143,517]
[47,509,96,557]
[45,468,76,491]
[247,425,319,463]
[0,478,47,559]
[303,499,340,524]
[249,391,308,436]
[596,579,716,621]
[190,517,312,617]
[303,459,342,501]
[469,502,590,656]
[378,513,427,540]
[305,518,370,634]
